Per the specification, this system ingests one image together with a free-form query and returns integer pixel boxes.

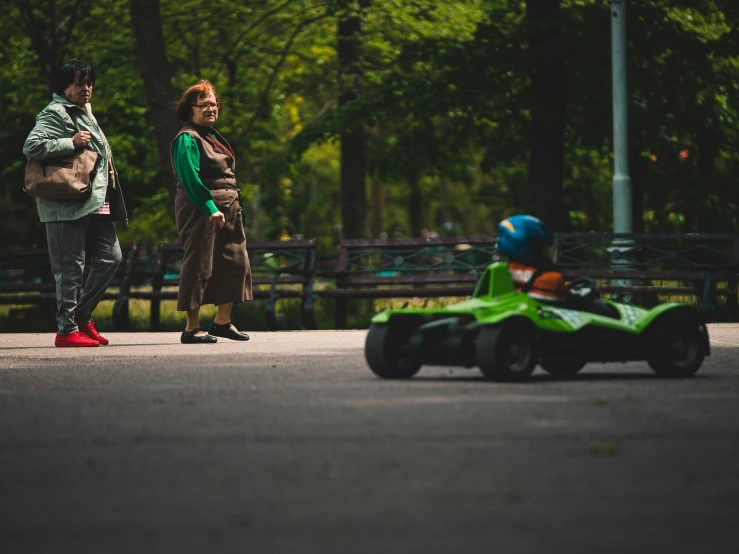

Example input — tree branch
[243,9,333,137]
[223,0,297,59]
[58,0,91,61]
[224,2,332,64]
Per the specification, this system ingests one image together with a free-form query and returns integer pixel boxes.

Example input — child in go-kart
[497,214,567,302]
[496,214,616,317]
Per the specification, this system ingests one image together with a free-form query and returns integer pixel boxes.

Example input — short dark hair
[55,60,96,95]
[173,80,220,122]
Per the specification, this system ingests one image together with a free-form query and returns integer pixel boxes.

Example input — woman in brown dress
[171,80,252,344]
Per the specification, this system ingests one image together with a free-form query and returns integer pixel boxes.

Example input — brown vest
[172,124,237,192]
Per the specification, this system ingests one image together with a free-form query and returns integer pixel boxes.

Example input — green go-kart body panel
[370,262,683,334]
[367,262,709,375]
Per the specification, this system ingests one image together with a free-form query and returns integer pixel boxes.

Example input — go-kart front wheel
[365,323,422,379]
[476,320,537,381]
[647,316,707,378]
[539,356,586,377]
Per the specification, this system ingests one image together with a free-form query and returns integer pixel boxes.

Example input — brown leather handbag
[23,107,101,200]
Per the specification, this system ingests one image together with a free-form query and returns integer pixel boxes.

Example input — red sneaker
[78,320,109,345]
[55,331,99,347]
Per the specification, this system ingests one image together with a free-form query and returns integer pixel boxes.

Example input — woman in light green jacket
[23,60,128,347]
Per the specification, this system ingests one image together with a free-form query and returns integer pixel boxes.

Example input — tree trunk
[11,0,92,93]
[129,0,180,193]
[340,128,368,239]
[408,168,423,237]
[370,175,384,237]
[337,0,370,239]
[48,0,58,92]
[526,0,569,232]
[694,125,719,232]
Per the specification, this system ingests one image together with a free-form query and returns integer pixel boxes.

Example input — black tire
[365,322,422,379]
[647,315,706,378]
[476,320,537,381]
[539,357,586,377]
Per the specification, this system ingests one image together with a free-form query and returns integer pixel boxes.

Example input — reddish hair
[173,80,220,122]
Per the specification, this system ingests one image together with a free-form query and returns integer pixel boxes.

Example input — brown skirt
[175,187,253,311]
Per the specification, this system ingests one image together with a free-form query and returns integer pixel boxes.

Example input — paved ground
[1,326,738,554]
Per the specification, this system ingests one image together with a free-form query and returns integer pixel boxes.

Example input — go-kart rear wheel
[539,357,586,377]
[365,322,422,379]
[476,320,537,381]
[647,316,707,378]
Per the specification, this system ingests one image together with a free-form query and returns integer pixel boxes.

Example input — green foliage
[2,0,739,254]
[116,188,177,246]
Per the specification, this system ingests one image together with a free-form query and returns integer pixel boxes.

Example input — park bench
[112,239,317,331]
[0,242,139,321]
[306,233,739,329]
[305,236,499,329]
[553,233,739,318]
[4,233,737,330]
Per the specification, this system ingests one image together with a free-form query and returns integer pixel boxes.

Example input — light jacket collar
[52,92,86,111]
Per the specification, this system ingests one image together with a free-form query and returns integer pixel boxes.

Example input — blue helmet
[496,214,553,265]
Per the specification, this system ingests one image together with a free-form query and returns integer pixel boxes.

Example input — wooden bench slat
[336,274,479,286]
[157,275,310,287]
[0,284,57,293]
[0,293,57,303]
[316,287,476,299]
[124,288,302,300]
[562,269,738,280]
[597,285,734,295]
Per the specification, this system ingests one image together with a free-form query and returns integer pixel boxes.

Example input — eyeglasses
[193,101,221,110]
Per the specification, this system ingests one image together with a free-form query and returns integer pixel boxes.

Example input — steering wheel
[567,277,598,303]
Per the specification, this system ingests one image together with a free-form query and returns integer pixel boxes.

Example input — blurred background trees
[2,0,738,253]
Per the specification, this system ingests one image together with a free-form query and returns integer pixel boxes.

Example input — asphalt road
[1,326,738,554]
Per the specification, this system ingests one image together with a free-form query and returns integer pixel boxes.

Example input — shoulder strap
[521,268,545,293]
[62,105,82,133]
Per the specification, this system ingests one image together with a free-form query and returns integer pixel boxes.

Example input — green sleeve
[23,107,76,160]
[171,134,219,216]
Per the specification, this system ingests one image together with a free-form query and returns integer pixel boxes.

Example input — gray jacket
[23,93,128,224]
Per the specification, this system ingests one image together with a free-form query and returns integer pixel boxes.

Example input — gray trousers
[45,217,122,334]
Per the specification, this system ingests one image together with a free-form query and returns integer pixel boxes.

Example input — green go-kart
[365,262,710,381]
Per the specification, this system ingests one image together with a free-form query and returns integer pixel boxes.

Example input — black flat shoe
[208,321,250,341]
[181,328,218,344]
